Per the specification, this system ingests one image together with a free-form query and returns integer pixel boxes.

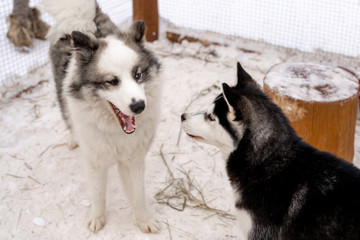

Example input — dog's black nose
[181,113,187,121]
[130,100,145,114]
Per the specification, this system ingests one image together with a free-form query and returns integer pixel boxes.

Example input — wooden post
[133,0,158,42]
[263,63,359,163]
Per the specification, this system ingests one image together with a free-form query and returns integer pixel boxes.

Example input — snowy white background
[1,0,360,89]
[0,0,360,239]
[160,0,360,56]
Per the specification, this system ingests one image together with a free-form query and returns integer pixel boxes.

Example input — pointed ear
[222,83,238,113]
[236,62,253,88]
[126,20,145,43]
[223,82,253,123]
[71,31,98,60]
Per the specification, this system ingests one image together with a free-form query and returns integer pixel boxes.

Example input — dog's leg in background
[85,163,107,233]
[117,157,160,233]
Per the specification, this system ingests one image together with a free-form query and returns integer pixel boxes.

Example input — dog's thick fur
[181,62,360,240]
[44,0,162,233]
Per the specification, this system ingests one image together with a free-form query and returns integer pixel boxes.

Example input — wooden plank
[133,0,158,42]
[166,32,213,47]
[166,31,262,55]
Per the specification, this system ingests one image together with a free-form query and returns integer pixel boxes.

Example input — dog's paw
[28,8,49,40]
[87,216,105,233]
[7,14,33,47]
[137,217,160,233]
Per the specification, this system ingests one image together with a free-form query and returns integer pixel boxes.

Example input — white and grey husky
[181,62,360,240]
[43,0,162,233]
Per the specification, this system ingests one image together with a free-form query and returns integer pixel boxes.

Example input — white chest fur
[232,189,253,240]
[236,208,253,240]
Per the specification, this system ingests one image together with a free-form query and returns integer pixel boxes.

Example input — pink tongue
[108,101,136,134]
[123,115,135,132]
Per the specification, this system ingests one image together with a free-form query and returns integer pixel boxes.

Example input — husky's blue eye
[134,72,142,80]
[207,114,216,121]
[107,77,119,86]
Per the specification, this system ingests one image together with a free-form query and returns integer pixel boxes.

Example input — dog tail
[42,0,97,44]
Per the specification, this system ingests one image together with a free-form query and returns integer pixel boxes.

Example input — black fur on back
[222,62,360,240]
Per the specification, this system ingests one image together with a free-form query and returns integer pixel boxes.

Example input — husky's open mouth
[186,133,204,141]
[108,102,136,134]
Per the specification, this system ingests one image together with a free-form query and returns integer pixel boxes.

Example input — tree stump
[263,63,359,163]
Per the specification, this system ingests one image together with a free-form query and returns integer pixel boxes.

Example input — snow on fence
[1,0,359,92]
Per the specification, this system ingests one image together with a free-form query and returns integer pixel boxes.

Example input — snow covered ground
[0,20,359,239]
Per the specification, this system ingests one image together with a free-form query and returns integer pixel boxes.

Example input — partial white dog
[43,0,162,233]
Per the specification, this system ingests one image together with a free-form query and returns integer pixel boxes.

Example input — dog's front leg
[117,159,160,233]
[85,163,107,233]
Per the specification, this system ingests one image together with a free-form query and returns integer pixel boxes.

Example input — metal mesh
[1,0,359,90]
[158,0,360,57]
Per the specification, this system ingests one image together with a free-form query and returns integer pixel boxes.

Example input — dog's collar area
[108,101,136,134]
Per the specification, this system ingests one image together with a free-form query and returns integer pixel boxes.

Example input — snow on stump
[263,63,359,163]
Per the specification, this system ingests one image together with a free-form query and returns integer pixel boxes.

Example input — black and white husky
[181,62,360,240]
[43,0,161,233]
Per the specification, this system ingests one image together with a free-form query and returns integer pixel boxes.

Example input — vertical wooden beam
[133,0,159,42]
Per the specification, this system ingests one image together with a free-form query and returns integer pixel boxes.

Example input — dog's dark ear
[222,83,238,110]
[223,82,252,123]
[236,62,253,88]
[71,31,98,60]
[126,20,145,43]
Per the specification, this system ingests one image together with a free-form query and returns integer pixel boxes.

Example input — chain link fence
[159,0,360,57]
[1,0,359,93]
